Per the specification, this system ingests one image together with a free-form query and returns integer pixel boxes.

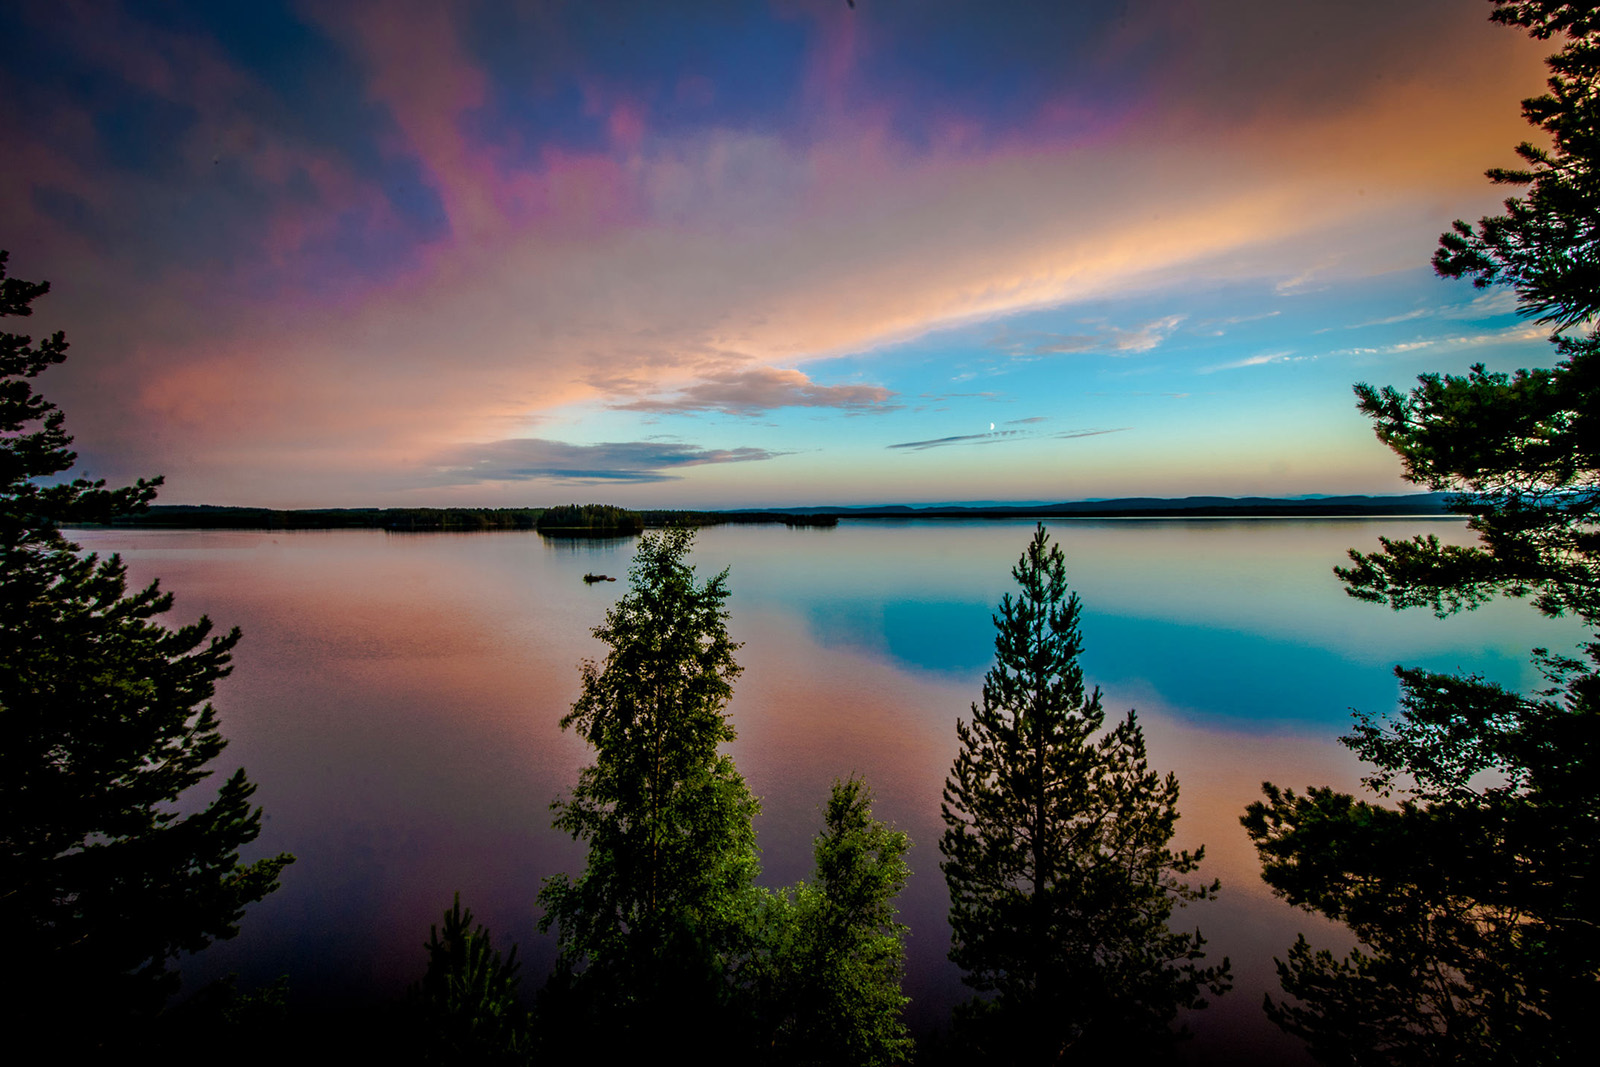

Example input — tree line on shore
[100,502,839,533]
[4,1,1597,1061]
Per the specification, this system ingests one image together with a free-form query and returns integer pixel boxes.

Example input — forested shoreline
[94,495,1445,532]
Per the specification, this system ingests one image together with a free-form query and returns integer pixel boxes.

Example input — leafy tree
[0,251,292,1044]
[754,776,913,1067]
[410,894,533,1065]
[1246,4,1600,1061]
[940,524,1229,1062]
[536,526,760,1055]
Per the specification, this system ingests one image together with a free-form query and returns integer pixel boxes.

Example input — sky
[0,0,1569,508]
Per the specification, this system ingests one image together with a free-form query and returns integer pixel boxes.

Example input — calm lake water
[74,517,1586,1062]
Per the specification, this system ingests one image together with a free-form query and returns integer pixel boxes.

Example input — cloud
[1273,268,1326,295]
[1054,427,1131,440]
[888,426,1127,451]
[0,0,1553,505]
[992,315,1187,358]
[916,390,1002,401]
[1196,310,1282,335]
[1325,324,1549,358]
[1345,308,1432,329]
[1200,350,1306,373]
[1441,289,1521,319]
[427,437,785,485]
[613,366,897,416]
[888,430,1027,451]
[1006,416,1050,425]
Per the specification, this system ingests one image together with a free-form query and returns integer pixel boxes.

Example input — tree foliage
[1251,5,1600,1061]
[0,251,292,1043]
[1243,661,1598,1064]
[754,777,913,1067]
[1341,0,1600,625]
[536,526,759,1054]
[410,894,533,1066]
[940,524,1228,1062]
[534,502,644,534]
[1435,1,1600,328]
[1339,351,1599,623]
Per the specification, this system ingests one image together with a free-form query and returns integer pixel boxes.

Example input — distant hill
[93,494,1457,531]
[724,493,1456,520]
[103,506,544,530]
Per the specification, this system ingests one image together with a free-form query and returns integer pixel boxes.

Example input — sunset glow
[0,0,1558,507]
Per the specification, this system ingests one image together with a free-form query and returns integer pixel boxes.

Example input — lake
[72,517,1585,1062]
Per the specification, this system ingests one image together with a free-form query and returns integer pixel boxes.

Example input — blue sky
[0,0,1567,506]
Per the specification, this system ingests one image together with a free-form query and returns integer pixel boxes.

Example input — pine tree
[0,251,292,1045]
[1243,657,1598,1065]
[410,894,533,1065]
[1433,0,1600,330]
[536,526,760,1055]
[940,524,1228,1062]
[1341,0,1599,624]
[1246,4,1600,1061]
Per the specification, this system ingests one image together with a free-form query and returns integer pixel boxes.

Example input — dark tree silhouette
[1244,658,1598,1065]
[1433,1,1600,329]
[410,894,533,1065]
[941,524,1228,1062]
[1341,0,1599,625]
[1247,4,1600,1062]
[0,251,292,1046]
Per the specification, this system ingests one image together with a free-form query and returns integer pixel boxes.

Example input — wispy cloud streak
[614,366,896,416]
[888,426,1127,451]
[990,316,1186,358]
[428,437,784,485]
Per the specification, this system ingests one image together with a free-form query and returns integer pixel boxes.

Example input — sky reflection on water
[73,518,1585,1062]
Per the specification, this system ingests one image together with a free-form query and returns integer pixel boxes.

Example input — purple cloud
[428,437,785,485]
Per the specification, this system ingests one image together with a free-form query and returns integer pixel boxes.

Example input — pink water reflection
[72,519,1582,1063]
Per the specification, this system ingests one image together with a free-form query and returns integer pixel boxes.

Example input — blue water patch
[801,598,996,677]
[1079,614,1440,733]
[801,591,1541,734]
[883,600,998,676]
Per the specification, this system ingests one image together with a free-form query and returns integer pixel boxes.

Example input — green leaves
[537,527,759,1053]
[411,894,533,1065]
[538,530,914,1060]
[754,777,913,1067]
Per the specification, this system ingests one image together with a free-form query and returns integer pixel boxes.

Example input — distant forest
[103,495,1448,532]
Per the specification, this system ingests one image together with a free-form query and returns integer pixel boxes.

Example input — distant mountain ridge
[726,493,1455,519]
[100,494,1456,530]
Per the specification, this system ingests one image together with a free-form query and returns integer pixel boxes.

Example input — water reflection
[71,519,1584,1063]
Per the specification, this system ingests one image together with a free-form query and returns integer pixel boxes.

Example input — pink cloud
[6,0,1558,509]
[614,366,897,416]
[607,103,646,152]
